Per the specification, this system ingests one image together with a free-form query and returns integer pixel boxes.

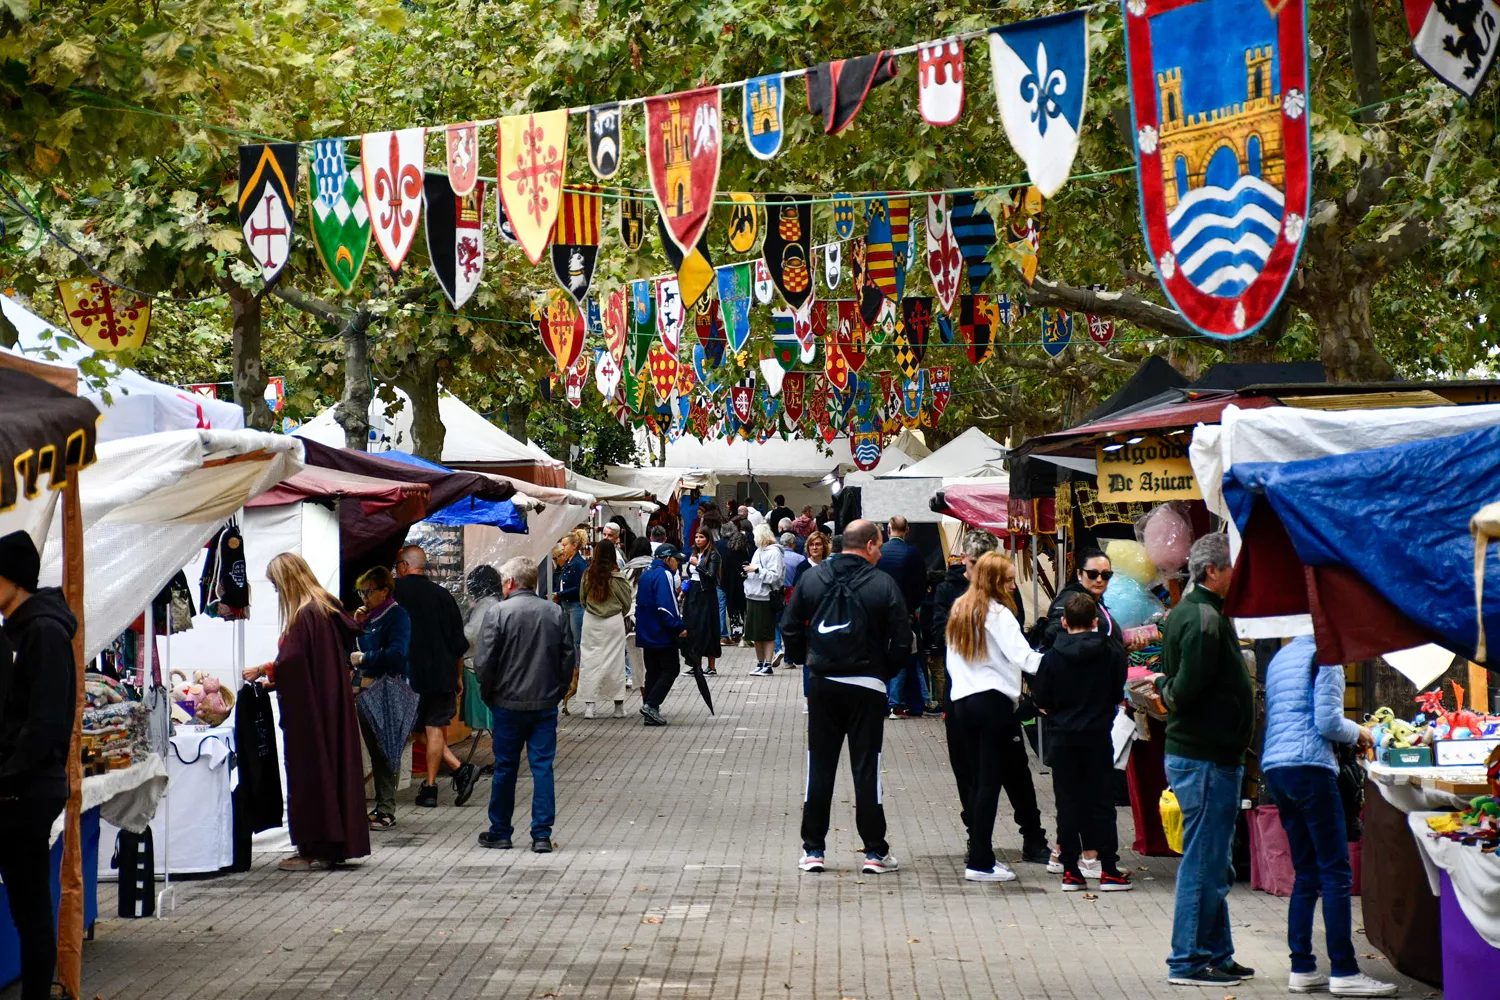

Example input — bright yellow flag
[496,110,569,265]
[56,279,151,352]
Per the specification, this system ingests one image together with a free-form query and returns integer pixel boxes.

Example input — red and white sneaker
[1061,872,1087,892]
[861,853,899,874]
[1099,872,1135,891]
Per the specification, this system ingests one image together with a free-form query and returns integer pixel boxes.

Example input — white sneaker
[584,703,596,719]
[1329,973,1397,997]
[1079,857,1102,879]
[772,650,784,667]
[861,853,898,874]
[613,702,626,719]
[1046,849,1064,875]
[1289,971,1330,993]
[965,862,1017,883]
[798,851,826,873]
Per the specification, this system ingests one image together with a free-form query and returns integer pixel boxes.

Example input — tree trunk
[227,284,272,430]
[336,318,372,450]
[505,399,530,443]
[1296,246,1395,382]
[394,356,445,462]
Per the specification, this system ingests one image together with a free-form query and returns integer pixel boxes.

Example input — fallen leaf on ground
[908,937,920,943]
[642,916,663,924]
[1082,893,1098,900]
[622,945,631,950]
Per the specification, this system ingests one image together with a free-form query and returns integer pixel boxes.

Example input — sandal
[277,856,330,872]
[369,811,396,830]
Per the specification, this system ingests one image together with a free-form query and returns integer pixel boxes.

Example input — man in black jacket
[1033,592,1132,892]
[474,556,574,853]
[394,545,477,808]
[876,515,929,717]
[782,519,910,876]
[0,531,77,1000]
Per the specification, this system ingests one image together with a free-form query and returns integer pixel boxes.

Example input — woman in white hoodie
[742,522,785,676]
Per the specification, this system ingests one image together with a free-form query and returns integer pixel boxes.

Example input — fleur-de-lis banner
[988,12,1089,198]
[362,128,426,272]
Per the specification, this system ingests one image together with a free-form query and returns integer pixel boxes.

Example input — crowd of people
[0,496,1399,998]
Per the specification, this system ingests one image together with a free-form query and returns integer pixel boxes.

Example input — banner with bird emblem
[309,138,370,294]
[497,110,568,265]
[727,192,759,253]
[645,87,722,256]
[424,173,486,309]
[445,123,479,197]
[744,74,785,159]
[238,142,299,284]
[806,52,900,134]
[761,194,814,312]
[587,103,622,179]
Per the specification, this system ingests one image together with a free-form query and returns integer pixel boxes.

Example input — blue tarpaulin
[378,450,527,532]
[1224,423,1500,664]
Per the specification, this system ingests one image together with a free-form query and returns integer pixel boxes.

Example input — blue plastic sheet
[377,450,527,532]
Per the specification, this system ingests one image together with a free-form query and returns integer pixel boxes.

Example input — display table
[1406,812,1500,1000]
[0,807,100,991]
[100,725,235,876]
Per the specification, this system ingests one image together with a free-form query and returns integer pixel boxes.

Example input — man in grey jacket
[474,556,574,853]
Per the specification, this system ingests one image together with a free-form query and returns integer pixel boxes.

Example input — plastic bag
[1160,789,1185,854]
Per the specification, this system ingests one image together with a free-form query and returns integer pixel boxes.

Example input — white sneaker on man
[1289,971,1329,993]
[964,861,1017,882]
[1328,973,1398,997]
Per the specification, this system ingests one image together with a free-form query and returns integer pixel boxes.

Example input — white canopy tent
[603,465,719,500]
[882,426,1008,481]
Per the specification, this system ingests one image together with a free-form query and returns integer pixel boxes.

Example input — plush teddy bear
[194,671,232,726]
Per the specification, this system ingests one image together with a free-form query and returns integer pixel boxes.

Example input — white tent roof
[603,466,718,499]
[656,433,865,479]
[566,469,658,505]
[3,294,245,441]
[295,390,563,471]
[844,446,919,483]
[882,426,1008,481]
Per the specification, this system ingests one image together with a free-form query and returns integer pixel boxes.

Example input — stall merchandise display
[81,672,148,775]
[1368,685,1500,768]
[1424,745,1500,851]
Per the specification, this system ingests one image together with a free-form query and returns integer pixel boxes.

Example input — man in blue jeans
[473,556,574,854]
[1152,533,1255,988]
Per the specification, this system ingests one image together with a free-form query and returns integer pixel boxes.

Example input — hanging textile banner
[782,372,807,424]
[729,373,756,436]
[497,111,568,265]
[833,194,857,238]
[648,341,679,405]
[423,173,486,309]
[762,194,814,312]
[565,351,588,409]
[655,276,685,357]
[587,103,622,180]
[1403,0,1500,98]
[824,243,842,290]
[823,306,850,390]
[744,74,786,159]
[1125,0,1311,338]
[926,194,963,314]
[604,287,628,362]
[849,237,885,328]
[536,291,585,373]
[753,258,775,304]
[628,280,655,373]
[810,377,837,443]
[865,198,898,302]
[918,38,966,126]
[656,214,716,311]
[951,191,997,291]
[1040,307,1072,356]
[551,186,602,305]
[1085,284,1116,344]
[587,294,604,339]
[689,394,712,439]
[715,263,753,355]
[900,370,926,429]
[806,51,900,134]
[595,347,622,400]
[727,192,759,253]
[829,379,856,434]
[1005,186,1043,285]
[620,196,647,250]
[57,279,151,352]
[309,138,370,294]
[960,294,994,365]
[696,299,727,368]
[805,299,828,366]
[758,378,782,428]
[879,370,901,436]
[445,123,479,197]
[645,87,722,256]
[850,376,883,471]
[936,312,954,344]
[889,196,913,300]
[769,309,799,373]
[895,296,932,381]
[930,365,952,421]
[988,11,1089,198]
[238,142,299,284]
[835,299,868,373]
[495,193,519,245]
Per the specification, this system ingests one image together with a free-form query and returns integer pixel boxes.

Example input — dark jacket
[717,538,748,601]
[634,558,685,648]
[0,588,77,800]
[1041,580,1122,650]
[1154,586,1254,766]
[1032,629,1128,746]
[554,553,588,603]
[925,563,968,653]
[781,553,912,680]
[475,590,574,711]
[876,535,928,616]
[355,601,410,680]
[394,574,467,695]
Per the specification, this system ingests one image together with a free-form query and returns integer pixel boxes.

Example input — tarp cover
[933,481,1012,535]
[248,465,430,521]
[375,450,526,532]
[1224,423,1500,666]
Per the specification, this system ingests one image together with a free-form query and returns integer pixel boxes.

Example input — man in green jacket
[1153,532,1255,988]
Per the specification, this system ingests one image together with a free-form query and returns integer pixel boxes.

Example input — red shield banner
[835,300,868,373]
[445,123,479,197]
[648,341,678,404]
[930,364,952,421]
[645,87,722,256]
[536,292,584,373]
[782,372,807,424]
[604,288,628,361]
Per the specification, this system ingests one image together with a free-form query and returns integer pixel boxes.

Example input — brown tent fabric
[0,369,100,512]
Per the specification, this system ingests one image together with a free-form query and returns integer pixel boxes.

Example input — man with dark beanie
[0,530,78,1000]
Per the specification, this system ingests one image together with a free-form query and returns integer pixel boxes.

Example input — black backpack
[808,561,882,676]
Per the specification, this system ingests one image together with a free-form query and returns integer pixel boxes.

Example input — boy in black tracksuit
[1032,592,1132,890]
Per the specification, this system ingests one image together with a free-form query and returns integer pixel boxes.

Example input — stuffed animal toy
[193,671,233,726]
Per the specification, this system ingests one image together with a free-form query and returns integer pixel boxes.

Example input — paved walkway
[47,644,1421,999]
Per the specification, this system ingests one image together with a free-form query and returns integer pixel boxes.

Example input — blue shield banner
[988,11,1090,199]
[715,263,752,356]
[1040,308,1072,356]
[744,74,785,160]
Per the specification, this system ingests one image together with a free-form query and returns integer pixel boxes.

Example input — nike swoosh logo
[817,622,850,633]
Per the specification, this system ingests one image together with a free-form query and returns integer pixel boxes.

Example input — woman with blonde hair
[742,521,785,676]
[945,551,1045,884]
[578,538,633,718]
[242,553,370,871]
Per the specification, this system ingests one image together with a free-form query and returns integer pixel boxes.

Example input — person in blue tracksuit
[634,544,686,726]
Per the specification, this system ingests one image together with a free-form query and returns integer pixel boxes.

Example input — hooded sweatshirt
[1032,628,1128,746]
[0,588,78,800]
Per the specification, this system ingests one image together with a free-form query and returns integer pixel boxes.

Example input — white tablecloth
[99,725,235,876]
[1408,811,1500,948]
[1364,761,1479,814]
[47,754,170,846]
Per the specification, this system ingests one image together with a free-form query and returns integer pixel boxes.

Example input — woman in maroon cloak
[244,553,370,870]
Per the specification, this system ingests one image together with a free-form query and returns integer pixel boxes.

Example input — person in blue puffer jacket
[633,544,686,727]
[1260,636,1392,998]
[351,566,411,830]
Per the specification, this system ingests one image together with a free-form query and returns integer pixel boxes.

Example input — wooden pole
[56,476,86,997]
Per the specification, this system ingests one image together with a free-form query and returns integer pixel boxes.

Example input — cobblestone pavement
[44,645,1423,1000]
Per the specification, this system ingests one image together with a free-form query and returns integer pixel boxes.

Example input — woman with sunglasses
[1041,549,1123,651]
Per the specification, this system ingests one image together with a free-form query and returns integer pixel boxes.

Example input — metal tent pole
[154,603,176,915]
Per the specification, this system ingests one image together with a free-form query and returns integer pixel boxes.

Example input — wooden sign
[1095,434,1199,502]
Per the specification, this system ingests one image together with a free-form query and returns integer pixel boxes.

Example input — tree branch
[1349,218,1437,273]
[269,284,346,325]
[1026,276,1199,339]
[1346,0,1392,221]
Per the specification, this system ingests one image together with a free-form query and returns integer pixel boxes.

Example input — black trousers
[948,690,1045,871]
[1050,738,1120,874]
[641,645,678,710]
[801,675,888,856]
[0,796,66,1000]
